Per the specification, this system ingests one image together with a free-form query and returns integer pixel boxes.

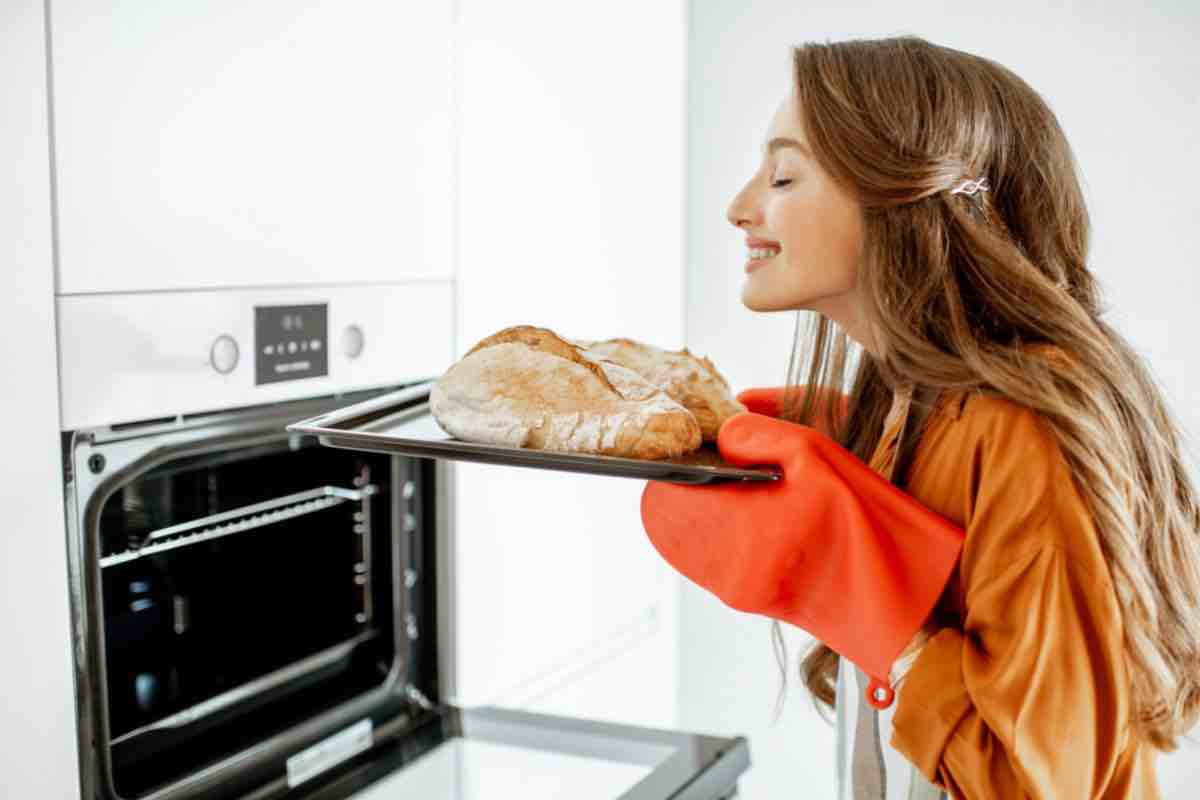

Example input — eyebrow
[763,137,811,158]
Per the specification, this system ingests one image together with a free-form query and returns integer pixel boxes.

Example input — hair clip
[950,177,989,197]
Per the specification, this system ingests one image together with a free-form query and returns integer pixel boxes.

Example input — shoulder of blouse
[917,387,1114,586]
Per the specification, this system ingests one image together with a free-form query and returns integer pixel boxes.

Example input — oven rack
[99,485,378,568]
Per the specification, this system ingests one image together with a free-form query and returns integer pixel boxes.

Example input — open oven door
[65,387,752,800]
[291,704,749,800]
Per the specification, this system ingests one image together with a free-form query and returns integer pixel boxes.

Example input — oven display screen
[255,304,329,385]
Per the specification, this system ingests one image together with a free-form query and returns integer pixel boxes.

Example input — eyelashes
[770,179,793,188]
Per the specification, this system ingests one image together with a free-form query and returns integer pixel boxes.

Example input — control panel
[57,282,454,430]
[255,304,329,385]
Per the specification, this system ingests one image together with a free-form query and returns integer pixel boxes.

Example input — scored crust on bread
[570,337,746,442]
[430,325,702,460]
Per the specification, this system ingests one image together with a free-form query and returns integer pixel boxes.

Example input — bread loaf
[571,338,746,442]
[430,325,702,460]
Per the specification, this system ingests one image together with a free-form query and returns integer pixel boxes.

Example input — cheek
[772,194,861,290]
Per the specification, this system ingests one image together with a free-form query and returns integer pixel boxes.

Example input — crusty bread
[430,325,702,460]
[570,338,746,442]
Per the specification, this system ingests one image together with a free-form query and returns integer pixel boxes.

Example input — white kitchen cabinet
[0,2,81,796]
[50,0,454,294]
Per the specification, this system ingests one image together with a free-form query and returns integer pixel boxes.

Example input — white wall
[683,2,1200,797]
[448,0,688,730]
[0,1,82,796]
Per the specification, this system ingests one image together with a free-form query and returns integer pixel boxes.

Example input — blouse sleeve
[888,397,1132,798]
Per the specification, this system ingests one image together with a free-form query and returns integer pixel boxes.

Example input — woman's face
[726,92,871,346]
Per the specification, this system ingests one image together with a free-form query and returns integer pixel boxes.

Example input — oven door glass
[363,738,656,799]
[75,408,408,799]
[297,706,748,800]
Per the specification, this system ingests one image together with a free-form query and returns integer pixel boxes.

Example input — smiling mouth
[745,247,780,273]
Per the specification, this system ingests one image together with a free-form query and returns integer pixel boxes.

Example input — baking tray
[286,380,779,484]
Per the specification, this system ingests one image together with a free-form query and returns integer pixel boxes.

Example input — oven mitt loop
[640,411,964,709]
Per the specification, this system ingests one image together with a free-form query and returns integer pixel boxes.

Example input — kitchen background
[1,0,1196,797]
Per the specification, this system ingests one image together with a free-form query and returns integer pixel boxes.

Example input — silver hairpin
[950,177,989,197]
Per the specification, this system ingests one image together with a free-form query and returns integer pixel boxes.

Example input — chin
[741,283,804,313]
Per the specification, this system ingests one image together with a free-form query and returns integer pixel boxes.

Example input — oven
[46,3,747,790]
[58,288,750,799]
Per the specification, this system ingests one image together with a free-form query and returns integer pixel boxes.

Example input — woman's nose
[724,178,763,231]
[726,183,759,230]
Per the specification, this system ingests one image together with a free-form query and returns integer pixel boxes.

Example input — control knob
[210,335,239,375]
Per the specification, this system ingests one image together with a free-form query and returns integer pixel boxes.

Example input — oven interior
[69,391,444,800]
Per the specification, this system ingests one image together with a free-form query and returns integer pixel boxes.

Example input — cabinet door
[0,3,81,797]
[51,1,453,294]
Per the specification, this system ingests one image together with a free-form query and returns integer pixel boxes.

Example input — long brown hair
[768,36,1200,750]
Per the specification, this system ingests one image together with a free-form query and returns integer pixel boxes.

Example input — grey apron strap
[836,656,848,797]
[847,384,949,800]
[851,664,886,799]
[900,681,946,800]
[844,386,913,800]
[893,385,949,800]
[907,762,947,800]
[840,383,950,796]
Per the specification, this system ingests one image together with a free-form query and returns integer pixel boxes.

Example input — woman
[640,36,1200,798]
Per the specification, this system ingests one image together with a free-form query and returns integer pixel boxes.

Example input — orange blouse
[871,388,1161,798]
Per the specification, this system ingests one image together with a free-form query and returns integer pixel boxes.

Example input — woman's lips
[745,250,779,273]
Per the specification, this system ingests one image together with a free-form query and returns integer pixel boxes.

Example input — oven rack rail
[99,484,378,568]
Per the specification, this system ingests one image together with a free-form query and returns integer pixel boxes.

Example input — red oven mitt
[640,411,964,709]
[736,386,849,432]
[736,386,791,417]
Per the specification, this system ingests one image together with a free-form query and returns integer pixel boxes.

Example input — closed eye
[770,179,793,188]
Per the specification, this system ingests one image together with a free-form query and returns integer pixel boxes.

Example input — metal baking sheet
[286,381,779,484]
